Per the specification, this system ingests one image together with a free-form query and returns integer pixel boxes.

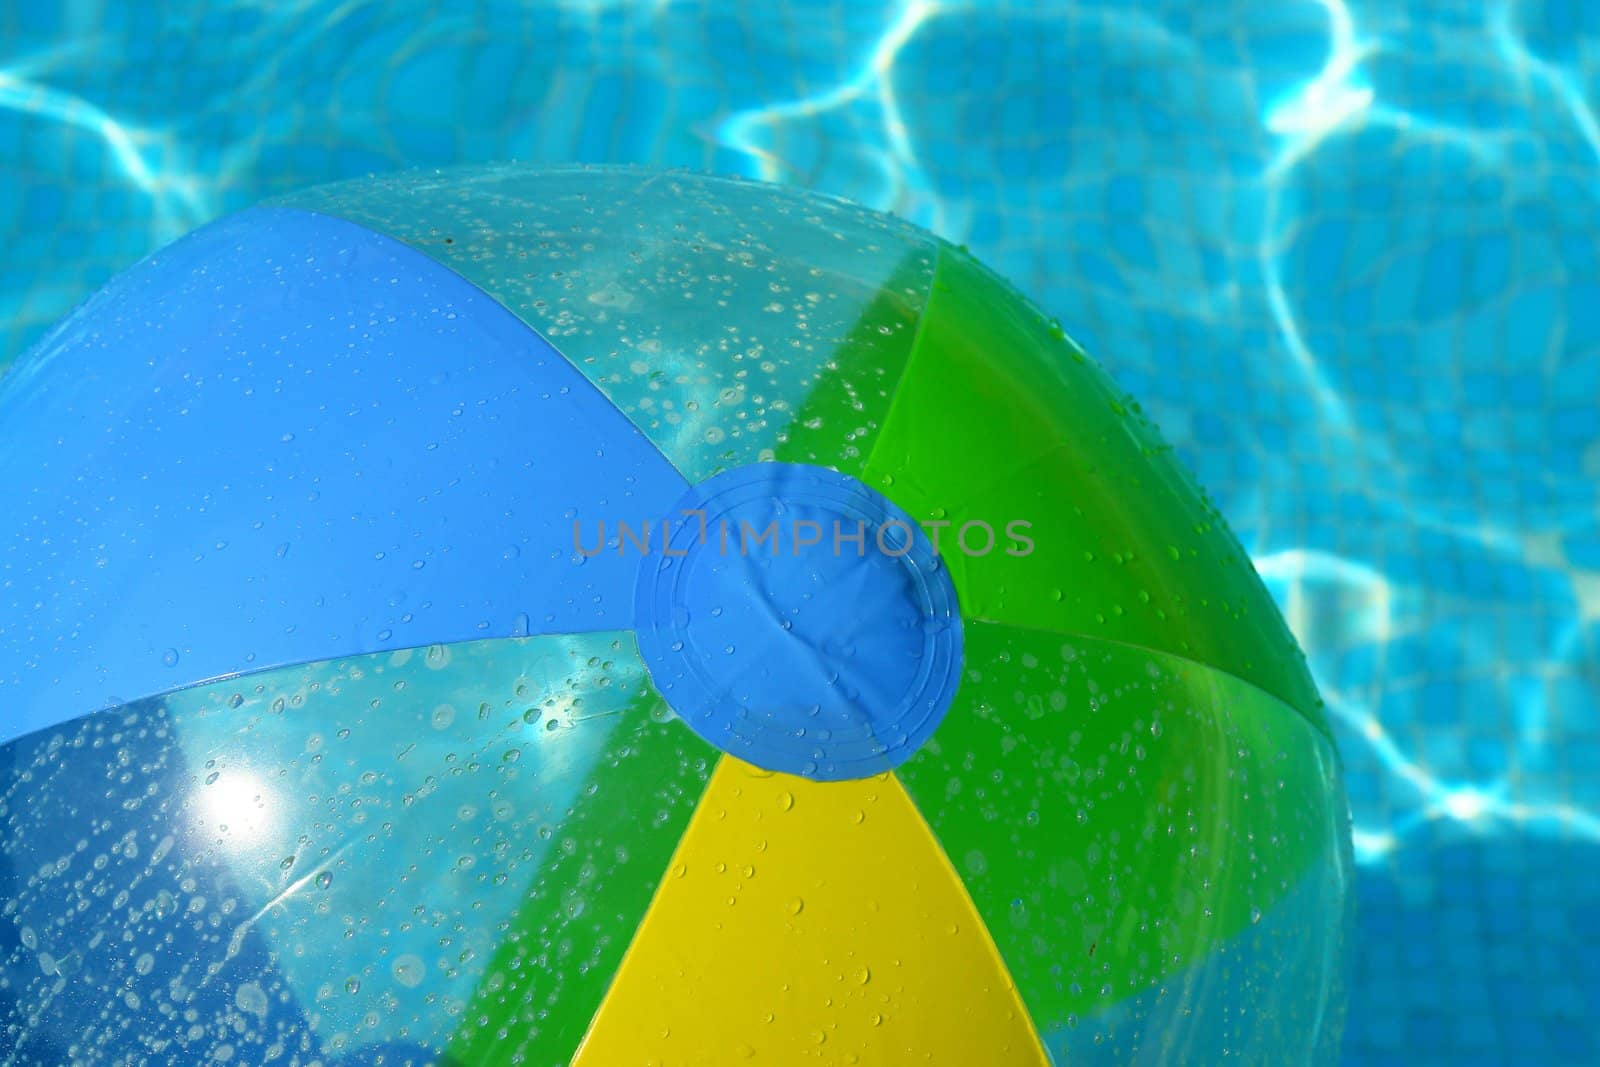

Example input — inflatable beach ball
[0,166,1351,1065]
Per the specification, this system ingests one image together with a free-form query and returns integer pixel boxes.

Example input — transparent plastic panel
[898,622,1352,1063]
[0,634,717,1066]
[278,165,938,481]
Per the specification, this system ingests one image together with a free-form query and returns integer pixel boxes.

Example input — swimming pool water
[1,1,1596,1063]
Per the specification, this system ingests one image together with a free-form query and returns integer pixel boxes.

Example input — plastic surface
[898,623,1349,1061]
[0,633,694,1064]
[572,758,1049,1066]
[633,462,962,780]
[276,165,938,483]
[0,166,1351,1066]
[0,205,683,743]
[859,245,1328,736]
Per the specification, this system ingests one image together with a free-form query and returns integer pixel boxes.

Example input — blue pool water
[1,1,1596,1063]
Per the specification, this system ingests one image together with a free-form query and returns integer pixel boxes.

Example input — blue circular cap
[633,462,963,781]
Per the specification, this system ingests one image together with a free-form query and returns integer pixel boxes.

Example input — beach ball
[0,166,1351,1065]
